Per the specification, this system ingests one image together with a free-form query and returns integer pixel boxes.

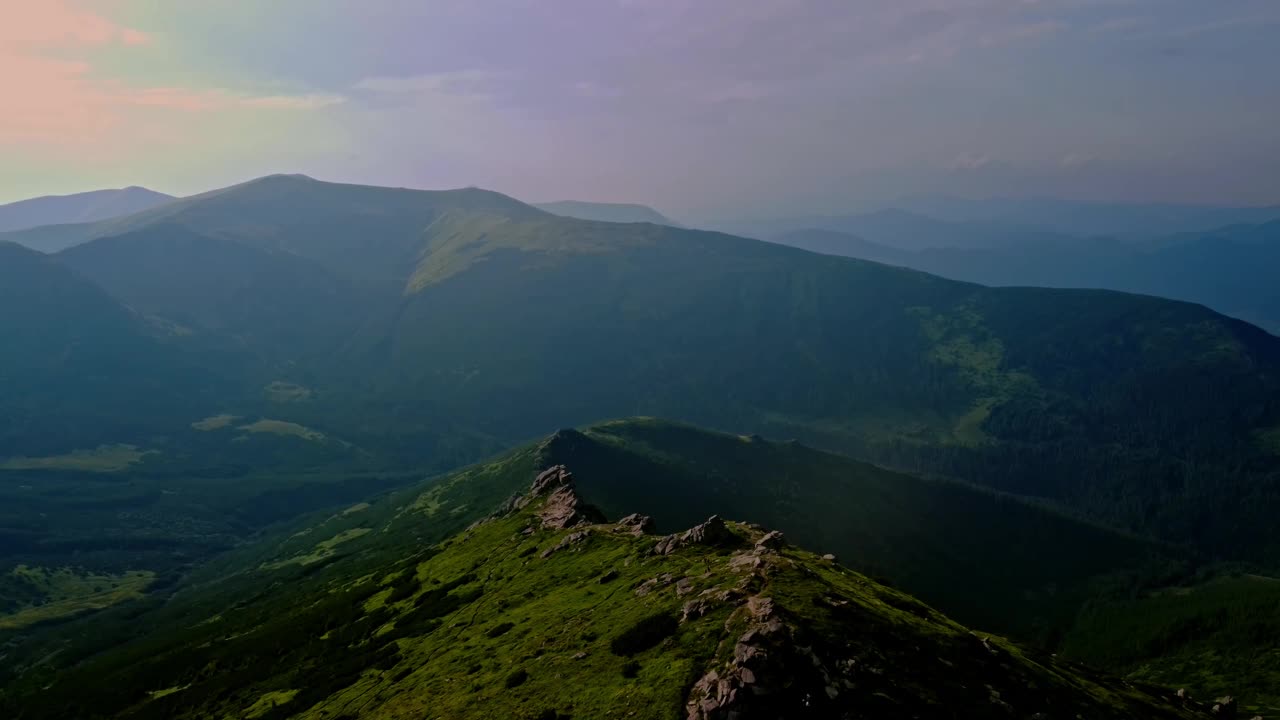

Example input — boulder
[654,515,734,555]
[755,530,785,550]
[616,513,656,536]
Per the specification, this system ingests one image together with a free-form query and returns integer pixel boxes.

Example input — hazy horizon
[4,1,1279,217]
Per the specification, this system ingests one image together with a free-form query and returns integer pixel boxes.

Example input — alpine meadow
[3,2,1279,719]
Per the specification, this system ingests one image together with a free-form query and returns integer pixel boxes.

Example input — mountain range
[3,175,1279,715]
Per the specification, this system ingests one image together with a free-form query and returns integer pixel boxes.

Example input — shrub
[505,669,529,688]
[609,613,678,656]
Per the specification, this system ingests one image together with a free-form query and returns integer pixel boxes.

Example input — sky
[3,0,1279,217]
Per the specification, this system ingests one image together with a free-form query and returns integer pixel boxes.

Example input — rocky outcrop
[531,466,606,530]
[541,529,592,558]
[615,513,655,536]
[754,530,785,550]
[654,515,735,555]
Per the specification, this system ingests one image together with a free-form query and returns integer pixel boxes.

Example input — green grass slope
[2,455,1214,720]
[1061,573,1280,716]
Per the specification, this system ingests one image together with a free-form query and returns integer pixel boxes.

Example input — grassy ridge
[2,455,1206,719]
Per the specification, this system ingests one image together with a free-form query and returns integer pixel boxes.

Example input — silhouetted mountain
[0,187,174,243]
[901,195,1280,238]
[727,208,1075,251]
[771,222,1280,333]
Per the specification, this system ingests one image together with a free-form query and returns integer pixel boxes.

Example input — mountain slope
[0,187,174,239]
[539,420,1164,640]
[535,200,678,225]
[1,446,1216,720]
[365,204,1280,562]
[0,242,231,456]
[57,223,370,362]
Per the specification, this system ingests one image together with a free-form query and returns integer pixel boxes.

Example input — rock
[537,481,606,530]
[654,515,734,555]
[635,573,676,597]
[616,513,656,536]
[531,465,572,496]
[1212,696,1237,719]
[755,530,785,550]
[572,651,589,660]
[676,577,694,596]
[821,553,837,562]
[540,529,591,558]
[681,598,713,622]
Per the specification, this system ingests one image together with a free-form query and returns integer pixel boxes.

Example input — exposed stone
[635,573,676,597]
[654,515,734,555]
[615,513,656,536]
[536,472,606,530]
[821,553,837,562]
[755,530,785,550]
[1212,696,1237,719]
[540,529,591,558]
[572,651,589,660]
[676,577,694,596]
[681,598,713,622]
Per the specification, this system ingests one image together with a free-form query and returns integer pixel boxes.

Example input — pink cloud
[0,1,152,49]
[0,1,339,150]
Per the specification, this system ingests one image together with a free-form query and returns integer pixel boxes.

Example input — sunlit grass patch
[265,381,313,403]
[191,414,239,431]
[0,444,156,472]
[0,565,154,629]
[238,419,325,442]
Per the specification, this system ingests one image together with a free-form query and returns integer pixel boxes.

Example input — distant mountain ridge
[771,220,1280,333]
[535,199,678,225]
[0,187,174,242]
[900,195,1280,238]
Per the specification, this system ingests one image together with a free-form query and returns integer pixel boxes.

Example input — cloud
[1060,153,1095,168]
[949,152,993,170]
[0,1,342,149]
[241,94,347,110]
[354,71,498,97]
[0,1,151,49]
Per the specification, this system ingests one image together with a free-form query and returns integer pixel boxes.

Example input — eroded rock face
[654,515,734,555]
[533,466,606,530]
